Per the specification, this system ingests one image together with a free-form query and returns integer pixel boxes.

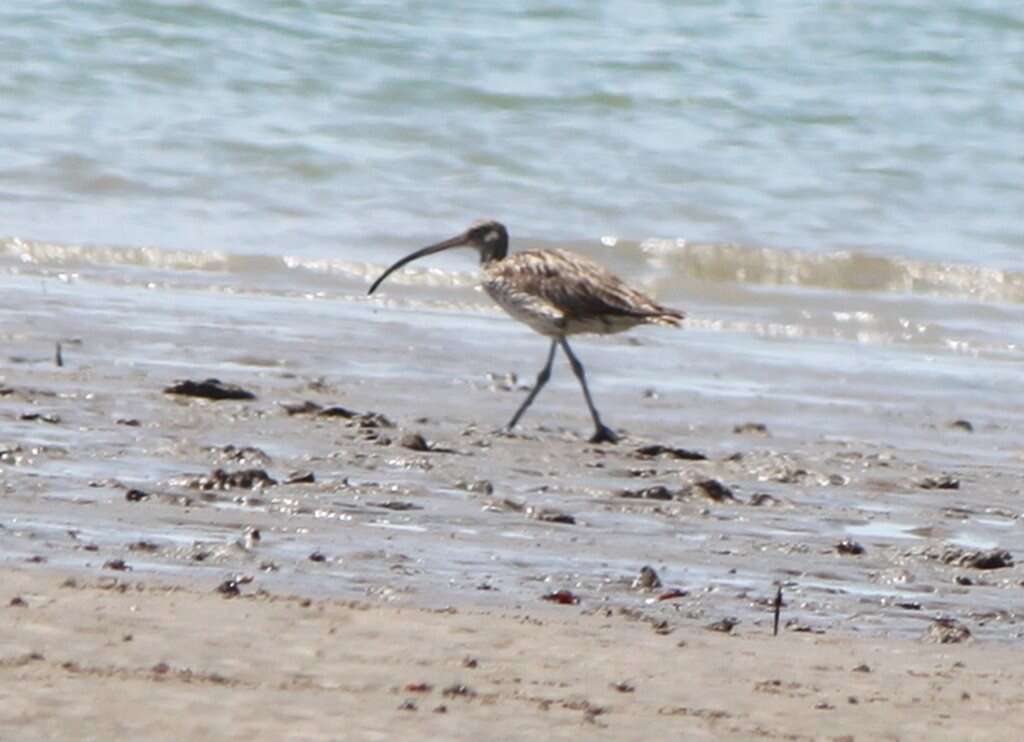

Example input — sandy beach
[5,568,1024,741]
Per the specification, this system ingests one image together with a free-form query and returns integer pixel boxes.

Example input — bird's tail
[645,306,685,327]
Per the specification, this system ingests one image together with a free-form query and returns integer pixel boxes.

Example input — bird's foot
[589,425,619,445]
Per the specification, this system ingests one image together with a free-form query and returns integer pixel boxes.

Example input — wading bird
[367,220,684,443]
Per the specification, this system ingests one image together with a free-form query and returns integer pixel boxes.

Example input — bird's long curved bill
[367,233,469,295]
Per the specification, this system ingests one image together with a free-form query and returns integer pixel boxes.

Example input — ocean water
[1,1,1021,262]
[2,2,1023,394]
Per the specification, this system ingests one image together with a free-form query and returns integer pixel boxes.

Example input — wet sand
[5,568,1024,741]
[2,264,1024,738]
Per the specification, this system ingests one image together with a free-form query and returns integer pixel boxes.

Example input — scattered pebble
[941,548,1013,570]
[371,501,422,511]
[279,400,322,415]
[242,527,261,549]
[128,541,160,553]
[656,588,688,602]
[404,682,432,693]
[308,550,327,563]
[949,419,974,432]
[732,422,768,434]
[634,444,707,461]
[285,470,315,484]
[103,559,131,571]
[399,432,431,452]
[125,489,151,502]
[633,565,662,590]
[357,412,395,429]
[542,590,580,605]
[398,700,418,712]
[923,617,972,644]
[318,405,358,418]
[835,539,865,556]
[462,657,479,669]
[183,468,277,491]
[19,412,61,424]
[457,479,494,495]
[748,493,780,506]
[706,617,739,633]
[684,479,736,502]
[9,596,27,607]
[611,681,635,693]
[216,579,241,598]
[525,506,575,524]
[442,684,476,699]
[486,371,523,391]
[163,378,255,401]
[618,485,674,500]
[918,475,960,490]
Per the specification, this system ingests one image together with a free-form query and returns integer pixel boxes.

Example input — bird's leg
[558,338,618,444]
[505,338,558,432]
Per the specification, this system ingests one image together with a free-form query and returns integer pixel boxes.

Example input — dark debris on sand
[835,539,865,556]
[632,565,662,590]
[732,422,768,435]
[617,485,675,501]
[706,617,739,633]
[163,378,256,401]
[634,444,707,461]
[940,547,1013,570]
[525,506,575,525]
[682,479,736,502]
[917,474,960,490]
[279,400,396,430]
[182,468,278,491]
[399,432,431,452]
[542,590,580,605]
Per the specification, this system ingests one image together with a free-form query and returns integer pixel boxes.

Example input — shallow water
[1,2,1022,265]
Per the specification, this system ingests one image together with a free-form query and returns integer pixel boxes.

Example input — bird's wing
[492,250,680,322]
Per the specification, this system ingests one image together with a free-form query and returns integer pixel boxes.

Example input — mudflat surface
[2,265,1023,740]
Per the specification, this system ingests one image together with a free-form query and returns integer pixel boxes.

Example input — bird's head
[368,220,508,295]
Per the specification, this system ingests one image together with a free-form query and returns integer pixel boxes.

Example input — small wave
[637,238,1024,305]
[4,234,1024,307]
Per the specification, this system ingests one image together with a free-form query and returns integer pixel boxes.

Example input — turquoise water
[1,1,1021,265]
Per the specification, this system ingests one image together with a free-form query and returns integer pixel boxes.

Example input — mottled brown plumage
[482,248,683,337]
[368,220,685,443]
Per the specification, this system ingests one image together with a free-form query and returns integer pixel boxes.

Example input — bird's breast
[482,278,565,337]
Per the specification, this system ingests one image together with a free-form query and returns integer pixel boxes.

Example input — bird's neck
[479,244,508,264]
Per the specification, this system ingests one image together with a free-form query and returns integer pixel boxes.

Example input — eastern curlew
[367,220,684,443]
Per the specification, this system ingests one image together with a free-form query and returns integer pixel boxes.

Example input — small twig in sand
[773,585,783,637]
[55,342,63,368]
